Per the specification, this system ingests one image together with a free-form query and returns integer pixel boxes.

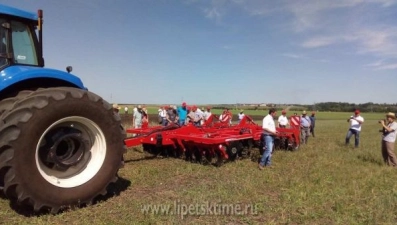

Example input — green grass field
[1,112,397,224]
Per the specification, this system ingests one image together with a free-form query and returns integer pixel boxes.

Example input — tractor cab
[0,6,43,70]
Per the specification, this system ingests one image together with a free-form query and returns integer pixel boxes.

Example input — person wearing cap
[238,110,245,124]
[345,109,364,148]
[380,112,397,167]
[177,102,188,126]
[226,108,233,125]
[310,111,316,137]
[133,105,143,129]
[278,110,289,128]
[259,108,278,170]
[191,105,203,126]
[219,109,231,125]
[300,110,311,144]
[203,107,212,123]
[196,106,205,125]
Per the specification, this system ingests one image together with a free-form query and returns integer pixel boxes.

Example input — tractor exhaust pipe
[37,9,44,66]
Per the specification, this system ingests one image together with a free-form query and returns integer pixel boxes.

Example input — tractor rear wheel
[0,87,126,213]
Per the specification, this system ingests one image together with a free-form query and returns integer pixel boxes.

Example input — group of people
[277,110,316,144]
[258,108,397,170]
[157,103,216,127]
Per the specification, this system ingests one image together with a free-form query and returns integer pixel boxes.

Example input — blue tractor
[0,5,125,213]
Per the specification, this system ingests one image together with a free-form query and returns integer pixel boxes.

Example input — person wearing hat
[133,105,143,129]
[112,103,121,114]
[310,111,316,137]
[238,109,245,124]
[300,110,311,144]
[345,109,364,148]
[177,102,188,126]
[278,110,289,128]
[380,112,397,167]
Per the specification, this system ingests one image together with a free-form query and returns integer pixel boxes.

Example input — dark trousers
[310,126,315,137]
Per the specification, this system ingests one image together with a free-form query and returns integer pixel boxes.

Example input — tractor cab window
[10,20,38,66]
[0,19,7,68]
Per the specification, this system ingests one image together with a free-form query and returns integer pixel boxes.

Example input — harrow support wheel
[226,141,242,161]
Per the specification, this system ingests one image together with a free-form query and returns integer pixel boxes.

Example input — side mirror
[66,66,73,73]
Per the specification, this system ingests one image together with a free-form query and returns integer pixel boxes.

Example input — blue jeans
[161,118,167,126]
[260,134,274,166]
[178,119,186,126]
[345,129,360,147]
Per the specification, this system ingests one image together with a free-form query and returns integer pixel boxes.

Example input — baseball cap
[354,109,360,114]
[302,110,307,114]
[182,102,187,106]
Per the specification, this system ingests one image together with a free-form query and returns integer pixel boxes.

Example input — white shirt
[262,114,276,134]
[383,121,397,142]
[159,109,167,118]
[278,115,288,126]
[349,115,364,131]
[238,113,245,120]
[203,111,212,120]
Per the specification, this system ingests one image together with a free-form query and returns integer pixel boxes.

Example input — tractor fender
[0,65,85,91]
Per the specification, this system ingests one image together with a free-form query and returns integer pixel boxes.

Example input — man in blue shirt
[300,111,311,144]
[177,102,188,126]
[310,111,316,137]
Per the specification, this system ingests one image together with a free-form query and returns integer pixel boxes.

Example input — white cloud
[204,7,222,20]
[189,0,397,68]
[375,63,397,70]
[301,37,339,48]
[222,45,232,50]
[281,53,305,59]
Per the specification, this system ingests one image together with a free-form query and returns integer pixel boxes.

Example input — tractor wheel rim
[36,116,106,188]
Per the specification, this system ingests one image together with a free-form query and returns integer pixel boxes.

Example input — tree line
[308,102,397,113]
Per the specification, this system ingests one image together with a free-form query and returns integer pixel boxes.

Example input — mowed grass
[1,114,397,224]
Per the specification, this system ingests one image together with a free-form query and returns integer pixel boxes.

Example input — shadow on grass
[5,176,131,217]
[357,154,384,166]
[124,154,160,163]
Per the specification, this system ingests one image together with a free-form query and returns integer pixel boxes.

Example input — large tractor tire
[0,87,126,213]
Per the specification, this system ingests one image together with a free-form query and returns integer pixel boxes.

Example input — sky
[1,0,397,105]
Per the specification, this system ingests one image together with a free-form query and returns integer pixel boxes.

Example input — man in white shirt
[277,110,289,128]
[259,108,278,170]
[345,109,364,148]
[203,107,212,123]
[238,110,245,123]
[380,112,397,166]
